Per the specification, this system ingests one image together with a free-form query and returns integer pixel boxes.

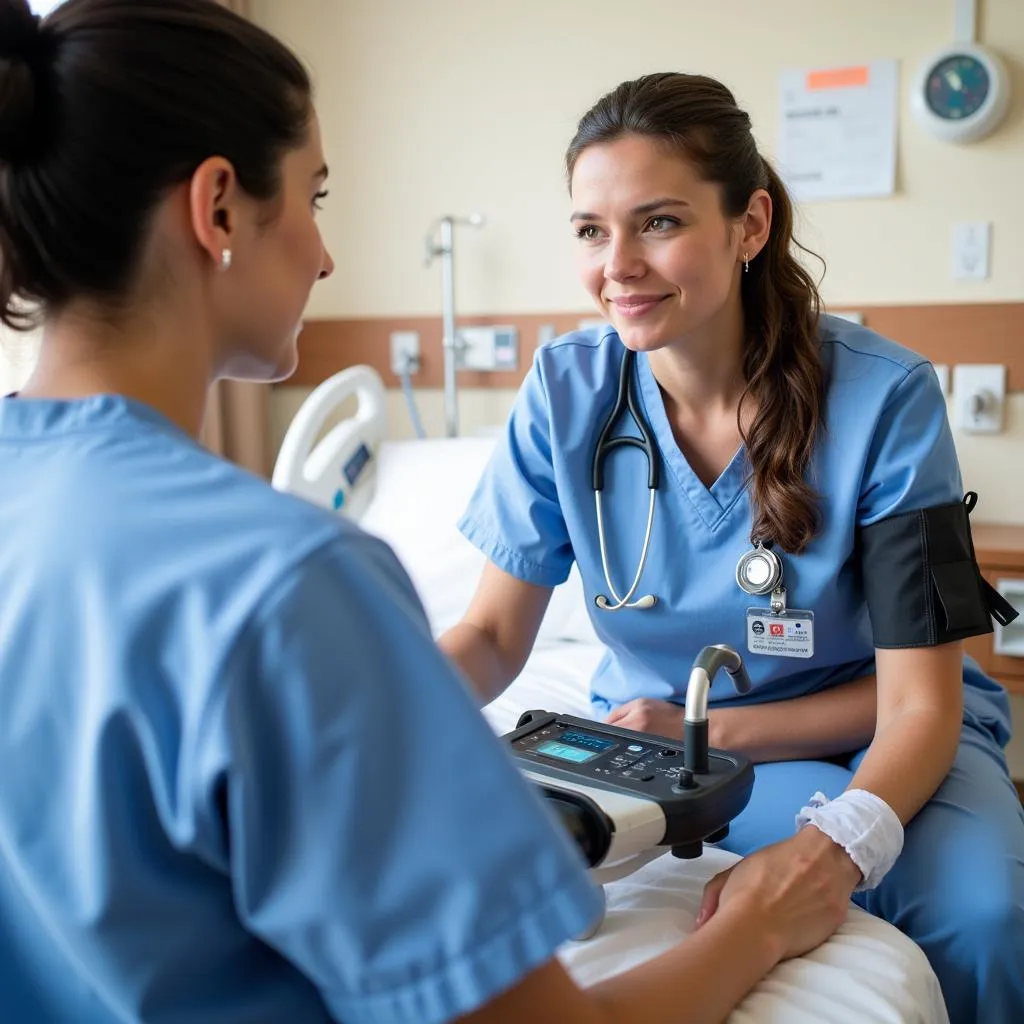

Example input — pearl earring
[219,248,232,272]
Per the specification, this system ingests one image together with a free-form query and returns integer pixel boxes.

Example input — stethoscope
[593,348,785,611]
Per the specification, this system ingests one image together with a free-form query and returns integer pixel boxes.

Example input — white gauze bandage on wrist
[795,788,905,892]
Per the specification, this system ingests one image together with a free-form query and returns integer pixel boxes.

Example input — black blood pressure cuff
[860,493,1018,649]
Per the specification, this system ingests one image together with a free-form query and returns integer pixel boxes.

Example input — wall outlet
[389,330,420,375]
[952,363,1005,434]
[952,222,991,281]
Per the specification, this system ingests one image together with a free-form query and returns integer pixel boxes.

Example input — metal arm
[683,645,752,773]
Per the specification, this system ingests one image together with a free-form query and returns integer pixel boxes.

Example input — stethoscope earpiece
[596,592,657,611]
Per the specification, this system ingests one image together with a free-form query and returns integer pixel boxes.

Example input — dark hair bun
[0,0,54,165]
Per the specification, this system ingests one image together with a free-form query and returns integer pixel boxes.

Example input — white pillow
[360,438,597,646]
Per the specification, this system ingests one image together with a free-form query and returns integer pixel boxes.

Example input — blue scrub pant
[717,718,1024,1024]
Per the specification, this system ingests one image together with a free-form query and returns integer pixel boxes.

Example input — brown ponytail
[739,158,824,553]
[566,73,826,554]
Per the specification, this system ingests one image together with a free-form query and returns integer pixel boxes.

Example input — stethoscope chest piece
[735,543,783,597]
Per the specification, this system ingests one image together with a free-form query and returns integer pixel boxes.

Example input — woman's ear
[740,188,772,260]
[188,156,240,269]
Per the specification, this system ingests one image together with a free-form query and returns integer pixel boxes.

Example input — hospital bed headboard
[272,365,386,520]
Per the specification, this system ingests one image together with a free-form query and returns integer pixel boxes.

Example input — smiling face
[570,133,755,353]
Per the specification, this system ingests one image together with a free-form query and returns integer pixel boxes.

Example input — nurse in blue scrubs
[441,72,1024,1023]
[0,6,854,1023]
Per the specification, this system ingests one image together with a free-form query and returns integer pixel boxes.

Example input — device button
[627,744,644,752]
[639,774,656,782]
[673,768,696,790]
[657,748,678,758]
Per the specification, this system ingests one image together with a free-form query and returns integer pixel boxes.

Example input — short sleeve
[857,362,962,526]
[221,533,601,1024]
[458,356,573,587]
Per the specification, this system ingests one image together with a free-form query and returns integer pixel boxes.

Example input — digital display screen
[343,444,371,486]
[536,741,600,764]
[535,730,616,765]
[559,731,615,753]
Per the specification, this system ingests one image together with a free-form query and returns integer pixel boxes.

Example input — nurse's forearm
[713,674,877,763]
[438,623,515,705]
[846,706,961,823]
[845,645,963,823]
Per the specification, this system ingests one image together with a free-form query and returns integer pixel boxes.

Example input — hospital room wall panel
[286,302,1024,392]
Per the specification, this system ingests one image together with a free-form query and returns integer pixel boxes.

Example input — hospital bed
[274,377,950,1023]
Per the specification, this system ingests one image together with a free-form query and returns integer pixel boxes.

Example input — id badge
[746,608,815,658]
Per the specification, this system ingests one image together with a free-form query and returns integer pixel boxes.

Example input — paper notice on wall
[777,61,899,202]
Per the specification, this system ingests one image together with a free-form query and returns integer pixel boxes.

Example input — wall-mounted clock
[911,42,1010,144]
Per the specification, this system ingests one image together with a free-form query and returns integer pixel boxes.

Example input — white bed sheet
[484,644,949,1024]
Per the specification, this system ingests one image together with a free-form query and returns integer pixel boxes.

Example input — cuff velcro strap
[859,492,1018,648]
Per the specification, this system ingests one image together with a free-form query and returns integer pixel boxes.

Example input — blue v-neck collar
[635,351,750,530]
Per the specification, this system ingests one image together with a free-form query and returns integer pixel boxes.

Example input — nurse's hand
[605,698,683,739]
[695,826,861,960]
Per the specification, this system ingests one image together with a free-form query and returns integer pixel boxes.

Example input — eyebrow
[569,197,690,222]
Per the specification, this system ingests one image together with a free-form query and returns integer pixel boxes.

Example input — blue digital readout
[559,731,615,752]
[536,741,599,764]
[535,730,616,764]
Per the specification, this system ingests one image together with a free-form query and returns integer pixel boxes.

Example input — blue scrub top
[0,395,600,1023]
[459,316,1012,744]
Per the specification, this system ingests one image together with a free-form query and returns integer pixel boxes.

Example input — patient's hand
[605,698,682,739]
[695,827,859,961]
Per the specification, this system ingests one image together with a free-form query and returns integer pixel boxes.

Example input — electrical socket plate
[952,363,1005,434]
[389,331,420,375]
[952,222,991,281]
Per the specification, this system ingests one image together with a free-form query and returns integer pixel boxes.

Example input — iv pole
[425,213,485,438]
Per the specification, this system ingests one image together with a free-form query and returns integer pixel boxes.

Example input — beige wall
[254,0,1024,317]
[0,326,40,395]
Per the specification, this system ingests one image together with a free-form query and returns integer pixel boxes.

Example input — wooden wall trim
[284,302,1024,392]
[972,524,1024,568]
